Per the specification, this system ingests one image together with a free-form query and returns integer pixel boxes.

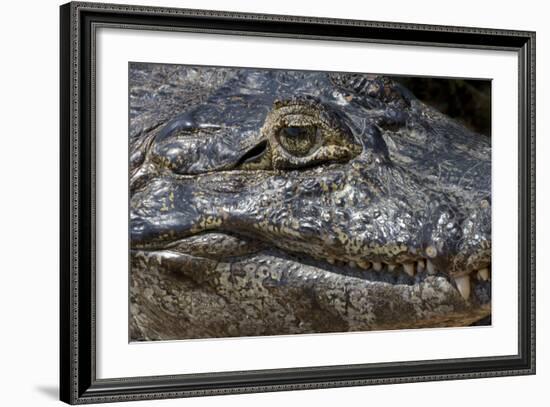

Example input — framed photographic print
[60,1,535,404]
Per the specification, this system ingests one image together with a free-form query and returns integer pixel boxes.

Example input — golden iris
[277,126,319,156]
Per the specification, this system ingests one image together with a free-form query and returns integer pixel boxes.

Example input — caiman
[129,64,491,340]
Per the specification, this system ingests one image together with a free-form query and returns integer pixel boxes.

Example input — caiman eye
[277,126,321,156]
[263,98,362,170]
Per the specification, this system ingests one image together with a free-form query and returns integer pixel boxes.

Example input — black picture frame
[60,2,536,404]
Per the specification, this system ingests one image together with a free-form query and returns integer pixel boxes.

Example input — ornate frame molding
[60,2,535,404]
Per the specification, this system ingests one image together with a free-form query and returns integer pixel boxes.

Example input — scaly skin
[129,65,491,340]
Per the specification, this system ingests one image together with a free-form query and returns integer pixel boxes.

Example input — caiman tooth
[388,264,396,271]
[403,263,415,277]
[454,275,471,301]
[373,262,382,271]
[327,257,336,265]
[358,260,371,270]
[416,259,425,273]
[426,259,436,275]
[349,261,357,268]
[477,268,490,281]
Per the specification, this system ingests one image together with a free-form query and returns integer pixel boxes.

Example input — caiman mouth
[131,231,491,305]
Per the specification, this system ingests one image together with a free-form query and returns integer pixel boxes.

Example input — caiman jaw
[133,229,491,303]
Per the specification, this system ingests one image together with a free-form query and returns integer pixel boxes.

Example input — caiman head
[129,67,491,340]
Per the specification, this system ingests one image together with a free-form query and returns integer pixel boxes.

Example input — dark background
[394,77,491,136]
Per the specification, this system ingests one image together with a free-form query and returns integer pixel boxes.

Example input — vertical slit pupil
[278,126,318,156]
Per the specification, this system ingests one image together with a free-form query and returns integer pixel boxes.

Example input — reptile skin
[129,65,491,340]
